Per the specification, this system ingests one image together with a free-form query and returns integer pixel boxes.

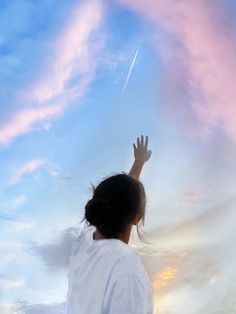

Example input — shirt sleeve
[104,273,151,314]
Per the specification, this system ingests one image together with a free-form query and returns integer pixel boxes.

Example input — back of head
[82,173,146,240]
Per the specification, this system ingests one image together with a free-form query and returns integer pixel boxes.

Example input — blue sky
[0,0,236,313]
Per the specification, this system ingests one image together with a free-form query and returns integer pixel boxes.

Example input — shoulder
[70,224,94,255]
[110,242,148,282]
[104,272,153,314]
[109,242,153,296]
[74,224,94,240]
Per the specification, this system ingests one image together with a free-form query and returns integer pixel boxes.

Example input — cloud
[119,0,236,141]
[0,242,24,270]
[0,302,14,314]
[24,0,104,104]
[29,227,78,270]
[183,190,205,202]
[0,274,25,290]
[1,0,105,146]
[0,195,27,214]
[148,197,236,244]
[0,241,22,249]
[10,220,35,231]
[10,159,45,185]
[0,105,64,145]
[13,301,65,314]
[138,244,231,313]
[0,239,36,277]
[172,190,205,209]
[136,197,236,313]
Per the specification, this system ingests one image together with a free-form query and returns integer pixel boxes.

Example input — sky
[0,0,236,313]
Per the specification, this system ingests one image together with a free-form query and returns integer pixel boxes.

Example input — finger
[144,135,148,149]
[133,143,137,151]
[141,134,144,146]
[147,150,152,160]
[137,137,140,148]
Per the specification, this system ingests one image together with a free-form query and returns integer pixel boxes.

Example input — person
[65,135,153,314]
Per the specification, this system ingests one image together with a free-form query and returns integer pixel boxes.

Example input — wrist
[134,159,145,166]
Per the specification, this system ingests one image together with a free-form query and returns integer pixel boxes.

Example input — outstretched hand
[133,135,152,165]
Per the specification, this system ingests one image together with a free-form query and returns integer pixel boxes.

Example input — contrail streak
[120,49,139,98]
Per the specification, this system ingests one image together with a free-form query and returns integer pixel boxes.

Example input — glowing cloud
[1,0,105,146]
[10,159,45,185]
[0,105,63,145]
[119,0,236,141]
[26,0,104,104]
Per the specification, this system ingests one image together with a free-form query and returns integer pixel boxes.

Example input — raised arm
[129,135,152,180]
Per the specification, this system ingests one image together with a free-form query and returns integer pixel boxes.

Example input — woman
[66,135,153,314]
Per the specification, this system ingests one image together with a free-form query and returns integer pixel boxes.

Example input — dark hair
[80,173,149,243]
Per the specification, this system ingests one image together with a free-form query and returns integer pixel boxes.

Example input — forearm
[128,160,144,180]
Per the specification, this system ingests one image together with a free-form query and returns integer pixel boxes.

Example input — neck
[93,224,132,244]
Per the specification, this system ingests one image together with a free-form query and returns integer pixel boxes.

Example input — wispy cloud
[137,197,236,313]
[0,274,25,289]
[0,105,64,145]
[119,0,236,141]
[0,195,26,212]
[0,302,14,314]
[174,190,205,209]
[0,195,27,222]
[24,0,104,104]
[0,241,26,270]
[138,243,230,313]
[183,190,205,202]
[1,0,105,146]
[10,220,35,231]
[0,241,23,249]
[149,197,236,242]
[14,301,65,314]
[10,159,45,185]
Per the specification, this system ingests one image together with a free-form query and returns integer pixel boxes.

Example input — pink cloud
[1,0,105,146]
[10,159,45,185]
[119,0,236,140]
[24,0,104,104]
[0,104,64,145]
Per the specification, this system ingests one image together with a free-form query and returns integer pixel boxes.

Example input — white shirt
[65,225,154,314]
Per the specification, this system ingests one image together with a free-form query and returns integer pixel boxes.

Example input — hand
[133,135,152,165]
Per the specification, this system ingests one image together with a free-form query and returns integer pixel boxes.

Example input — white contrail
[120,49,139,98]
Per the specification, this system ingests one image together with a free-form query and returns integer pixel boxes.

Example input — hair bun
[85,197,112,226]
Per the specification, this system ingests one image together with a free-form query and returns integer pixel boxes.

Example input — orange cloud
[154,266,179,291]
